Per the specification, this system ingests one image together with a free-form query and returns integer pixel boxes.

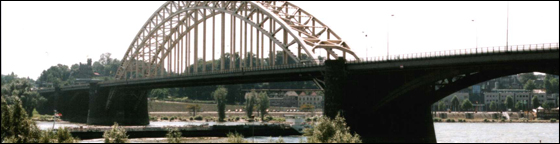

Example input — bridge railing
[110,60,326,83]
[347,43,559,64]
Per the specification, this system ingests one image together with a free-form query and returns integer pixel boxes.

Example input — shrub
[446,119,451,122]
[484,119,489,122]
[303,114,362,143]
[551,119,557,123]
[501,119,506,122]
[451,119,456,122]
[492,120,495,122]
[235,117,240,121]
[265,116,274,122]
[166,129,182,143]
[103,123,129,143]
[227,132,247,143]
[162,117,169,121]
[189,117,194,121]
[194,116,203,121]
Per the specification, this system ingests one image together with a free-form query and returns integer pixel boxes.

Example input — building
[260,91,299,108]
[297,92,323,108]
[483,89,547,110]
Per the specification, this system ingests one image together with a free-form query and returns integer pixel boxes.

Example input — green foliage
[451,96,460,111]
[438,101,446,111]
[1,79,47,117]
[213,86,228,122]
[166,129,182,143]
[303,114,362,143]
[551,119,557,123]
[515,101,523,111]
[194,115,203,121]
[519,73,537,84]
[524,80,537,91]
[490,101,498,111]
[148,89,170,100]
[1,97,42,143]
[461,99,473,111]
[542,101,554,111]
[257,92,270,122]
[245,91,257,120]
[532,96,540,109]
[484,119,489,122]
[103,123,129,143]
[504,96,514,110]
[226,132,247,143]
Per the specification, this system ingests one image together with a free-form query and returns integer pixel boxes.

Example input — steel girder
[116,1,359,80]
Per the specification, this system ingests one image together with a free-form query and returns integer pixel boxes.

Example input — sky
[2,1,559,80]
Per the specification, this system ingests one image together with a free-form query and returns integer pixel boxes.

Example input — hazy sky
[2,1,558,80]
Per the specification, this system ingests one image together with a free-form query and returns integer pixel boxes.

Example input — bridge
[35,1,559,143]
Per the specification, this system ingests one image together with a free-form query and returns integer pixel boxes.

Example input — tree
[461,99,473,112]
[532,95,540,109]
[1,79,47,117]
[519,73,537,84]
[505,96,514,110]
[542,101,554,111]
[303,114,362,143]
[213,86,228,122]
[438,101,446,111]
[490,101,497,111]
[515,101,523,111]
[186,104,201,116]
[524,80,537,91]
[257,92,270,122]
[166,128,182,143]
[451,96,460,111]
[103,123,129,143]
[1,97,42,143]
[245,90,257,120]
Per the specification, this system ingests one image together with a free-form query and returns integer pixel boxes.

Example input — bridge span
[33,1,560,143]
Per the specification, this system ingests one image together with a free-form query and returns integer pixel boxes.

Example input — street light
[362,31,369,59]
[387,14,394,59]
[472,20,478,50]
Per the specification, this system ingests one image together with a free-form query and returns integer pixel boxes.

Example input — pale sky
[2,1,559,80]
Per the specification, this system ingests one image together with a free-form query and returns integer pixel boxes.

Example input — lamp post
[472,20,478,51]
[362,31,369,59]
[387,14,394,59]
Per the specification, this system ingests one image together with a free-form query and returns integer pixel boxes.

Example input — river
[36,122,558,143]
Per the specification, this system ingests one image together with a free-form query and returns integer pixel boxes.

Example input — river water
[36,122,558,143]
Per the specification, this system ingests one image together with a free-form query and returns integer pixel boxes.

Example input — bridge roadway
[36,46,559,143]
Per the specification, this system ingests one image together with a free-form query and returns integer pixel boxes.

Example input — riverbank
[432,112,558,123]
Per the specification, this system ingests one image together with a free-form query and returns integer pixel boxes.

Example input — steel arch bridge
[116,1,359,80]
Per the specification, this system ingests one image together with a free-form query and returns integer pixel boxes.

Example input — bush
[103,123,129,143]
[265,116,274,122]
[162,117,169,121]
[551,119,557,123]
[484,119,489,122]
[235,117,240,121]
[303,114,362,143]
[227,132,247,143]
[189,117,194,121]
[492,120,495,122]
[166,129,182,143]
[446,119,451,122]
[194,115,203,121]
[501,119,506,122]
[451,119,456,122]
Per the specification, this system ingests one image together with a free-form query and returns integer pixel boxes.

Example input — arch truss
[116,1,359,80]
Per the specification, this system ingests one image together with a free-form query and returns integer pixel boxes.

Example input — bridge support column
[323,58,437,143]
[324,58,347,118]
[87,83,149,125]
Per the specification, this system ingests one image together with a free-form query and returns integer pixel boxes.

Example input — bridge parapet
[348,43,559,64]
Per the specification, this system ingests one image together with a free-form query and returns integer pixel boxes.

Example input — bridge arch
[116,1,359,80]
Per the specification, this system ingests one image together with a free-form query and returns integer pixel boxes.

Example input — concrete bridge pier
[324,58,437,143]
[87,83,150,126]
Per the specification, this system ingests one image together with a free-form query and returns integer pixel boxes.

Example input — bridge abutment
[87,83,150,126]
